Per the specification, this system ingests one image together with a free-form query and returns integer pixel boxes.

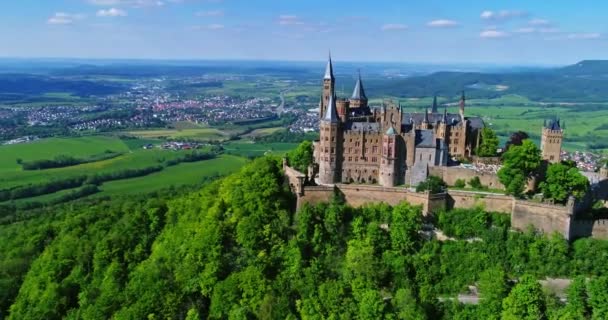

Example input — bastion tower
[540,119,563,164]
[318,93,342,184]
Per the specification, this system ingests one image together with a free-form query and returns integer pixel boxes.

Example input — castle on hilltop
[312,55,485,186]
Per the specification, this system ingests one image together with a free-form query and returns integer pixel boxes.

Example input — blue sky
[1,0,607,65]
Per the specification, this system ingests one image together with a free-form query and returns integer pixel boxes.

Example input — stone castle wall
[447,190,513,213]
[570,219,608,239]
[297,183,444,215]
[511,200,572,238]
[286,164,608,240]
[429,166,504,189]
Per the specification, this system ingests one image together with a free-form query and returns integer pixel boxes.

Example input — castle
[284,56,608,241]
[313,55,485,186]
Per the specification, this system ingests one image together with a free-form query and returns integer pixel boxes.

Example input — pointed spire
[323,93,339,123]
[423,108,429,123]
[459,90,466,121]
[431,95,438,113]
[324,51,334,81]
[351,69,367,101]
[442,107,448,123]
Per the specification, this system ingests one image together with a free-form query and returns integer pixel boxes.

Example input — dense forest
[2,156,608,319]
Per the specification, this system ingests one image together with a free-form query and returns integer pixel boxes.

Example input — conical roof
[351,71,367,100]
[431,95,438,113]
[324,52,334,80]
[323,94,339,123]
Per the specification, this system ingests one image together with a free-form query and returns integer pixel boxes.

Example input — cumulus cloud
[47,12,85,25]
[196,10,224,17]
[567,33,601,39]
[480,29,510,38]
[88,0,164,8]
[381,23,408,31]
[528,18,550,26]
[190,23,224,30]
[480,10,527,22]
[278,15,304,26]
[427,19,459,28]
[97,8,128,17]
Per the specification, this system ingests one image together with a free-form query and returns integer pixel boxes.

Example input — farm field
[97,154,247,196]
[223,140,299,157]
[0,136,131,172]
[125,128,228,141]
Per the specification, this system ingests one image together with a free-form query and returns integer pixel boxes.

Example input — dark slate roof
[401,112,484,129]
[324,54,334,80]
[415,130,436,148]
[351,73,367,101]
[546,119,562,131]
[347,121,381,133]
[431,96,438,113]
[323,94,339,123]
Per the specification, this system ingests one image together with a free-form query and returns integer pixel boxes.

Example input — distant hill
[373,61,608,102]
[556,60,608,78]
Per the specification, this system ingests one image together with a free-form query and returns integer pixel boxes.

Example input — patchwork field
[98,154,247,196]
[223,141,299,157]
[125,128,228,141]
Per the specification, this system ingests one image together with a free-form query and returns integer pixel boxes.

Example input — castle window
[331,137,335,142]
[325,137,328,141]
[429,154,431,161]
[349,157,352,161]
[331,147,334,154]
[373,146,378,153]
[454,139,459,144]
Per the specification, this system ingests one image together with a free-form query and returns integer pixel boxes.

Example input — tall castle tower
[319,53,335,120]
[541,119,563,164]
[318,94,341,184]
[379,126,398,187]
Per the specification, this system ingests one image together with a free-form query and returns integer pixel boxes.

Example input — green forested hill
[2,157,608,319]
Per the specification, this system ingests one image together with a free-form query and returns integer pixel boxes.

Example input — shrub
[468,177,483,190]
[454,179,466,188]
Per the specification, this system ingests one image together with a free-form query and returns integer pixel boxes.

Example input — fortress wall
[512,200,572,239]
[447,190,513,213]
[283,165,306,195]
[297,186,334,209]
[570,219,608,240]
[336,184,431,212]
[429,166,504,190]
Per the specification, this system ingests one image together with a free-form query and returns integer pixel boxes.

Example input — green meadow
[97,154,247,196]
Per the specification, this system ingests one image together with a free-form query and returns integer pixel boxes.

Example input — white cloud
[47,12,85,25]
[480,29,510,38]
[480,10,527,21]
[88,0,164,8]
[528,18,550,26]
[515,27,535,33]
[278,15,304,26]
[190,23,224,30]
[567,33,601,39]
[207,23,224,30]
[381,23,408,31]
[427,19,459,28]
[196,10,224,17]
[97,8,128,17]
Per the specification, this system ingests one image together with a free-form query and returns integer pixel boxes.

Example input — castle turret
[319,52,335,119]
[541,118,563,164]
[431,95,438,114]
[336,98,350,123]
[420,108,430,130]
[459,91,466,122]
[318,94,341,184]
[380,126,398,187]
[437,107,449,140]
[600,162,608,181]
[349,70,368,111]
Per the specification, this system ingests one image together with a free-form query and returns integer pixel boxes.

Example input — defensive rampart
[285,164,608,240]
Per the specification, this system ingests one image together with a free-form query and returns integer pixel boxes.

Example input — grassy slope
[98,154,247,196]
